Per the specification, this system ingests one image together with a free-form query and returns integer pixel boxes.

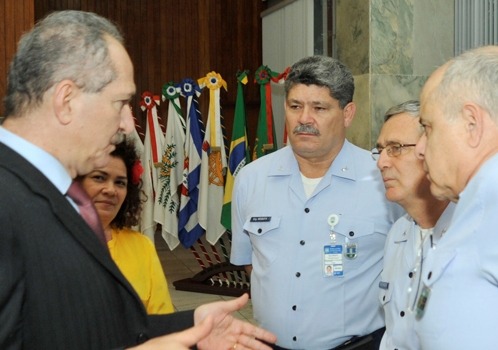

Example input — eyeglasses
[371,143,417,161]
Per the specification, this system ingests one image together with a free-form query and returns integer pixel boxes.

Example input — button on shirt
[414,154,498,349]
[379,203,455,350]
[231,141,401,350]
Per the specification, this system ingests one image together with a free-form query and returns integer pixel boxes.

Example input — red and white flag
[140,91,164,242]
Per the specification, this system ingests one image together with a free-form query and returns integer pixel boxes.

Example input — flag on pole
[140,91,164,242]
[178,79,205,248]
[155,82,186,250]
[276,67,291,146]
[131,105,146,141]
[127,108,145,163]
[220,70,251,231]
[127,111,147,232]
[197,71,228,245]
[253,65,291,160]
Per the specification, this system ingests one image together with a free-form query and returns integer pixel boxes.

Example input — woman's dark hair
[111,138,143,229]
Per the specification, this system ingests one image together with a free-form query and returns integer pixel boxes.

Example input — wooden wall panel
[31,0,265,143]
[0,0,35,117]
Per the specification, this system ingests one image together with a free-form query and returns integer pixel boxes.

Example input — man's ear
[343,102,356,128]
[461,102,484,148]
[52,80,77,125]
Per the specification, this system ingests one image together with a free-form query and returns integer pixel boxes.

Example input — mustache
[293,124,320,135]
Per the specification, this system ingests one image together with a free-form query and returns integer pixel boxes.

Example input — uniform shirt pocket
[334,216,389,239]
[334,216,388,269]
[243,216,281,236]
[243,216,281,268]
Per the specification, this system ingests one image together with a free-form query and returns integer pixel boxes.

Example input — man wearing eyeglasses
[373,100,455,350]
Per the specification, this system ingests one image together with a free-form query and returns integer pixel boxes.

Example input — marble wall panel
[413,0,455,75]
[371,0,414,75]
[370,74,427,146]
[347,74,371,150]
[335,0,370,75]
[334,0,454,150]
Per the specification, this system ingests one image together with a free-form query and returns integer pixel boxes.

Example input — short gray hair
[4,10,124,117]
[284,56,354,109]
[435,46,498,123]
[384,100,420,122]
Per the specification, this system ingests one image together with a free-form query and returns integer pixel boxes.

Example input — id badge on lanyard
[323,214,343,277]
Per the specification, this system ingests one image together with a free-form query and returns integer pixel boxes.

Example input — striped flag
[140,91,164,242]
[155,82,186,250]
[198,71,228,245]
[253,65,290,160]
[220,70,250,231]
[178,79,205,248]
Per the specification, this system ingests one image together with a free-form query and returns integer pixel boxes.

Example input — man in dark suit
[0,10,276,350]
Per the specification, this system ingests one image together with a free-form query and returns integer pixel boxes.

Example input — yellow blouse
[108,228,174,314]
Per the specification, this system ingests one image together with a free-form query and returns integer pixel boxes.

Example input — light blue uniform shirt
[415,154,498,349]
[231,141,400,350]
[0,126,71,194]
[379,203,455,350]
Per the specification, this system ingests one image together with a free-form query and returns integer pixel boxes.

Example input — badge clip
[328,214,340,243]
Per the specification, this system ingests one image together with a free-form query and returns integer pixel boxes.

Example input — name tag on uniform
[379,281,389,290]
[250,216,271,222]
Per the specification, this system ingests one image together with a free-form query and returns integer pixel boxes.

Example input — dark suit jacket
[0,143,194,349]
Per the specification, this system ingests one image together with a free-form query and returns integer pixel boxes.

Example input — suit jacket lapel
[0,143,142,303]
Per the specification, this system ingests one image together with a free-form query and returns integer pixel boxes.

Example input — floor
[154,232,256,324]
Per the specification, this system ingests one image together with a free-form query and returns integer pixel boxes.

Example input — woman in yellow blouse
[79,139,174,314]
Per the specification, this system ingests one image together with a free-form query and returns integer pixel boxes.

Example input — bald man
[414,45,498,349]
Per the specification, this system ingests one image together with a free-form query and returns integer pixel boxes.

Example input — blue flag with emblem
[178,78,205,248]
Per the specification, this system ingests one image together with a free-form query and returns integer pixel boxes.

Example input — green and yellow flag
[220,71,251,230]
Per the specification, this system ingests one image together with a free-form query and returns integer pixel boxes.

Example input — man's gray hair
[284,56,354,109]
[4,10,124,117]
[384,100,420,122]
[435,45,498,122]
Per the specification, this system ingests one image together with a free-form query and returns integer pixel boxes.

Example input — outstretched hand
[194,293,277,350]
[130,294,276,350]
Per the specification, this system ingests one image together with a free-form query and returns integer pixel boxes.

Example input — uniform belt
[270,327,386,350]
[331,327,385,350]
